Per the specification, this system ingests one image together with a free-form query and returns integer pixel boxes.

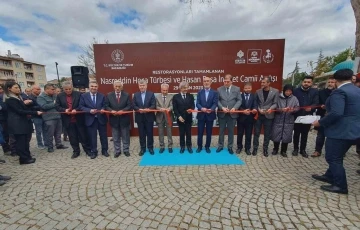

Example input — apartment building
[0,51,47,89]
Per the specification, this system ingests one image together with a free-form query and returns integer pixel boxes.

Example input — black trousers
[179,122,192,147]
[67,122,91,154]
[293,123,311,151]
[0,120,10,152]
[253,115,273,150]
[315,127,325,153]
[137,121,154,150]
[273,142,288,152]
[14,133,32,162]
[237,119,254,151]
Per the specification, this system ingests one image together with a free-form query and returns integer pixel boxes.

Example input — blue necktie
[92,94,96,105]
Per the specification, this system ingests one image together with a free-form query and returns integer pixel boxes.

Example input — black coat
[293,87,319,117]
[0,95,7,121]
[172,93,195,124]
[5,97,37,135]
[105,91,132,128]
[55,91,85,128]
[316,88,332,117]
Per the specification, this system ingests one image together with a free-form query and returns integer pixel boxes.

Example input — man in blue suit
[196,76,219,153]
[133,80,156,156]
[237,83,257,155]
[312,69,360,194]
[79,81,109,159]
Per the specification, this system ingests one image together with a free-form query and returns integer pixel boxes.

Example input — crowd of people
[0,69,359,194]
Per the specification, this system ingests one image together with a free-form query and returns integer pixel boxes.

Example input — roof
[332,59,354,72]
[0,55,45,66]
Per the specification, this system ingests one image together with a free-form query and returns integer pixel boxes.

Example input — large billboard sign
[94,39,285,135]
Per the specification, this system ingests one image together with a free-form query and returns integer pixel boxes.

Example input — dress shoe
[0,175,11,181]
[10,152,17,157]
[300,150,308,158]
[228,148,234,154]
[356,170,360,175]
[20,158,36,165]
[168,148,173,153]
[187,147,193,153]
[180,147,185,154]
[205,147,211,153]
[312,174,332,184]
[102,151,109,157]
[0,180,5,186]
[0,159,5,163]
[245,149,251,155]
[114,152,121,158]
[63,137,68,142]
[320,185,348,194]
[196,147,202,153]
[139,149,145,156]
[263,149,269,157]
[271,149,278,155]
[216,147,223,153]
[90,154,97,159]
[149,149,155,155]
[292,149,299,156]
[280,152,287,157]
[48,148,54,153]
[71,153,80,159]
[236,148,242,154]
[124,152,130,157]
[252,149,258,156]
[159,148,165,154]
[56,145,69,150]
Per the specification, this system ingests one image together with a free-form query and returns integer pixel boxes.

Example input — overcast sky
[0,0,355,80]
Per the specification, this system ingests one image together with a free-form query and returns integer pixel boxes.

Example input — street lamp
[55,62,60,88]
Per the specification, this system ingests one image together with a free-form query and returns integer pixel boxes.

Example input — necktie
[183,94,186,100]
[116,93,120,103]
[245,94,249,107]
[226,88,230,95]
[92,94,96,105]
[205,90,208,101]
[163,96,166,104]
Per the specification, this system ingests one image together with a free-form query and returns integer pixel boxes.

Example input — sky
[0,0,355,80]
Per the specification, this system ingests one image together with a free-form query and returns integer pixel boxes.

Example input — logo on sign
[235,50,246,64]
[247,49,262,64]
[111,49,124,63]
[263,49,274,63]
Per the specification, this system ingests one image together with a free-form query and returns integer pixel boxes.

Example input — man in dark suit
[312,77,336,157]
[173,81,195,153]
[196,76,218,153]
[312,69,360,194]
[105,80,132,158]
[79,81,108,159]
[237,83,257,155]
[133,80,156,156]
[292,76,319,158]
[253,77,279,157]
[217,74,242,154]
[56,81,91,159]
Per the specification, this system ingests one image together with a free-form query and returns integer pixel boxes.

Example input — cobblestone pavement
[0,130,359,230]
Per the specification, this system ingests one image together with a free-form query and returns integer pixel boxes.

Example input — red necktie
[117,93,120,103]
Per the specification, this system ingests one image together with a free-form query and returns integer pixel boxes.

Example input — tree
[313,50,332,77]
[78,37,109,77]
[351,0,360,57]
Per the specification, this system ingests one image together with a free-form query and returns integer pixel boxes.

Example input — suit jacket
[255,87,279,119]
[79,92,108,126]
[316,88,332,117]
[133,91,156,123]
[55,91,85,128]
[319,83,360,140]
[105,91,132,128]
[238,92,257,122]
[155,94,173,124]
[196,89,218,121]
[217,85,242,119]
[5,97,37,135]
[172,93,195,124]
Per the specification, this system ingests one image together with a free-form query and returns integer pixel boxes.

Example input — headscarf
[282,84,293,98]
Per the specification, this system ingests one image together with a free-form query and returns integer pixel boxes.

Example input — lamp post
[55,62,60,88]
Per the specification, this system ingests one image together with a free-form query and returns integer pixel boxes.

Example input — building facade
[0,51,47,89]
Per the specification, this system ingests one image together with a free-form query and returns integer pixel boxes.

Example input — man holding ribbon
[105,80,132,158]
[196,76,218,153]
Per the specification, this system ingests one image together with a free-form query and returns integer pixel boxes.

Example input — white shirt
[337,82,352,89]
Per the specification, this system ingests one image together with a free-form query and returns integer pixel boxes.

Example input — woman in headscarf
[4,81,42,164]
[271,84,299,157]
